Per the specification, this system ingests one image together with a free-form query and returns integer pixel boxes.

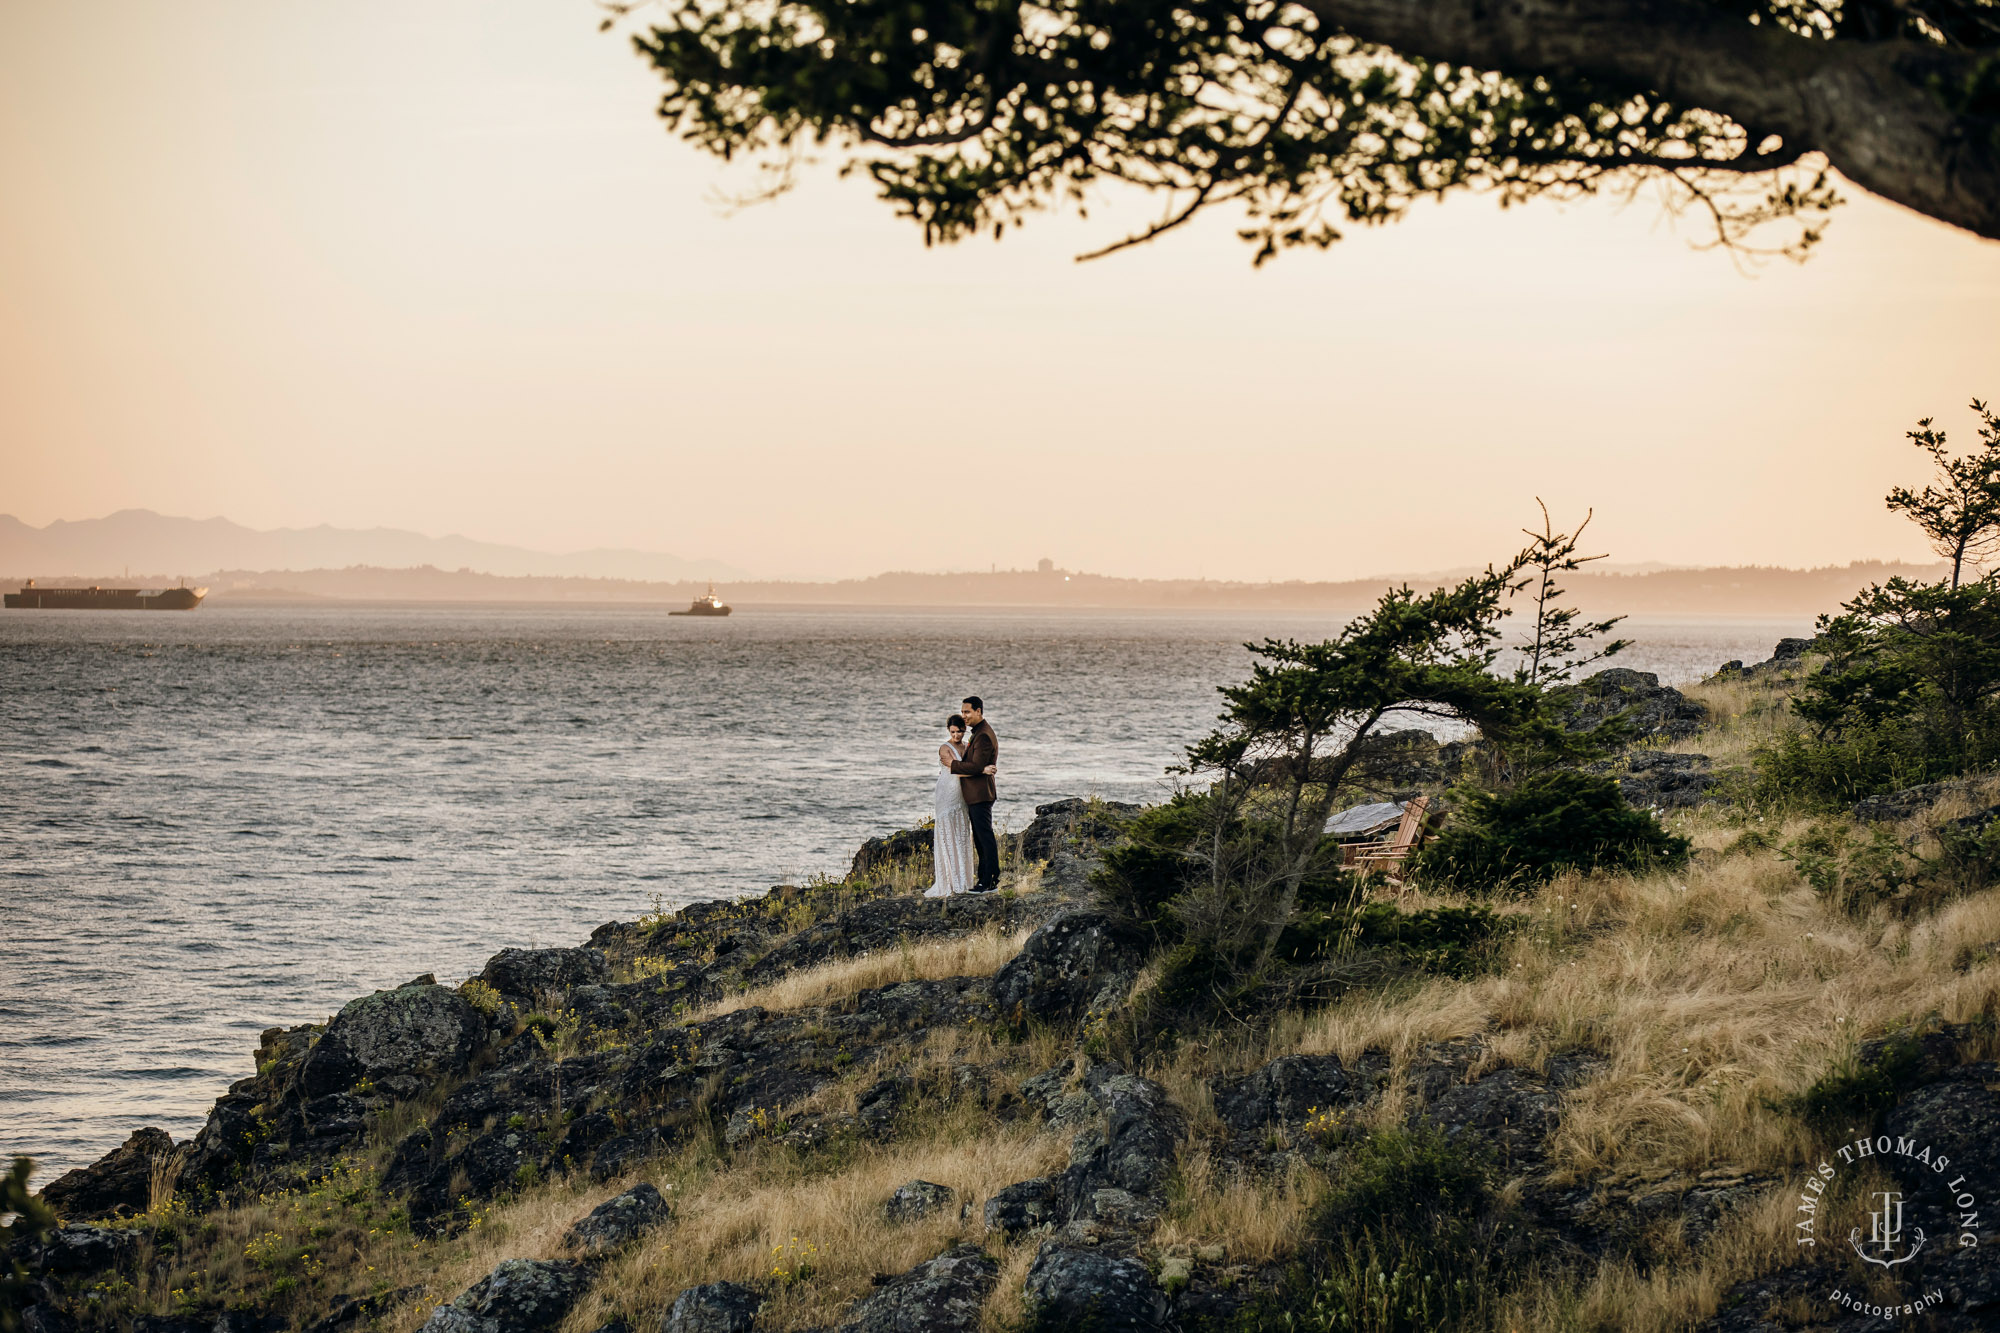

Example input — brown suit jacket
[950,720,997,805]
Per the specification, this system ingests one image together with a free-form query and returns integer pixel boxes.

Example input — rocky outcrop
[662,1283,761,1333]
[987,1062,1185,1243]
[1854,776,1997,824]
[418,1259,592,1333]
[838,1245,997,1333]
[301,979,487,1099]
[37,1127,175,1219]
[1211,1054,1351,1135]
[1615,751,1719,810]
[1023,1244,1168,1333]
[849,827,933,881]
[1553,668,1707,744]
[562,1183,671,1256]
[1017,799,1142,864]
[991,911,1147,1028]
[884,1179,956,1223]
[478,949,609,1004]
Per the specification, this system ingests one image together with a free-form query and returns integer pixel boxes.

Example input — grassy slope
[75,669,2000,1333]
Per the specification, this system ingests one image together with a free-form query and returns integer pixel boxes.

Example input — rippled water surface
[0,604,1810,1177]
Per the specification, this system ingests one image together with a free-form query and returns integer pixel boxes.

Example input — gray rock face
[1416,1067,1560,1167]
[29,1222,143,1274]
[839,1244,998,1333]
[885,1179,956,1223]
[984,1176,1062,1237]
[1854,778,1991,824]
[303,981,485,1098]
[563,1183,671,1256]
[1023,1244,1169,1333]
[420,1258,592,1333]
[478,948,608,1003]
[1616,751,1719,811]
[991,911,1147,1028]
[663,1282,762,1333]
[1018,799,1141,864]
[1211,1054,1351,1135]
[1073,1066,1182,1201]
[1555,668,1707,744]
[36,1127,174,1220]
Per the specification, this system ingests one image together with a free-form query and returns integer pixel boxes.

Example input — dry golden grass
[359,1085,1070,1333]
[695,923,1034,1020]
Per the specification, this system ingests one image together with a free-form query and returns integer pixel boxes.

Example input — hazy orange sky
[3,2,1997,582]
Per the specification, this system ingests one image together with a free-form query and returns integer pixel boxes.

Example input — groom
[949,696,1000,893]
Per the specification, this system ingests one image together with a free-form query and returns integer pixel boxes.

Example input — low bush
[1782,1034,1929,1135]
[1274,1126,1525,1333]
[1412,770,1689,892]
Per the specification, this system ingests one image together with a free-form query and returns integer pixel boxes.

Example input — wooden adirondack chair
[1339,796,1432,889]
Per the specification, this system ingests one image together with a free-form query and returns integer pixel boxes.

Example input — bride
[924,714,979,898]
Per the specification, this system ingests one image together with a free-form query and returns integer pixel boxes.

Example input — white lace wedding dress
[925,742,978,898]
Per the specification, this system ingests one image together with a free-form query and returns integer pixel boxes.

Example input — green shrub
[1090,792,1215,929]
[1275,901,1507,979]
[1781,815,2000,917]
[1280,1127,1522,1333]
[1783,1034,1928,1135]
[1413,770,1690,892]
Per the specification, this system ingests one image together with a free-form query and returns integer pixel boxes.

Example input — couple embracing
[924,696,1000,899]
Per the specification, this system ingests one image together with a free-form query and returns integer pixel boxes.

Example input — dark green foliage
[1414,771,1690,892]
[1090,793,1215,930]
[1781,814,2000,917]
[1276,1127,1522,1333]
[1275,901,1507,980]
[2,1157,57,1333]
[1759,414,2000,806]
[615,0,1855,263]
[1783,1035,1928,1135]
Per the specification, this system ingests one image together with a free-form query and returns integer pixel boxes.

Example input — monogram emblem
[1850,1190,1927,1268]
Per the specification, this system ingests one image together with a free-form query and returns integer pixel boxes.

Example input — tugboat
[669,583,732,616]
[5,579,207,610]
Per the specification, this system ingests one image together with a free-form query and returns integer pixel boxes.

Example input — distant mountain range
[0,510,747,583]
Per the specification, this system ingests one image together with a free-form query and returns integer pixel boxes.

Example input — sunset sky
[3,1,1998,582]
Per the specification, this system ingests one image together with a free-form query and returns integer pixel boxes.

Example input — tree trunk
[1302,0,2000,241]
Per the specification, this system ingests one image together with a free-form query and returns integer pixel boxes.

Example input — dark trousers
[967,800,999,888]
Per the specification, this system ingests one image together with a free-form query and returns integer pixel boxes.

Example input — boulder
[478,948,608,1003]
[563,1183,671,1256]
[1018,799,1141,864]
[1854,778,1991,824]
[36,1127,174,1219]
[984,1177,1061,1237]
[1554,668,1706,744]
[419,1258,591,1333]
[850,826,933,880]
[28,1222,142,1274]
[1616,752,1719,811]
[839,1244,998,1333]
[662,1282,762,1333]
[1023,1244,1169,1333]
[1073,1067,1182,1200]
[302,980,485,1097]
[885,1179,956,1223]
[1416,1068,1560,1167]
[991,910,1147,1028]
[1211,1054,1351,1135]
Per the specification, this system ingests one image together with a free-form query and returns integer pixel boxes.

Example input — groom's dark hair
[962,696,984,711]
[946,714,966,731]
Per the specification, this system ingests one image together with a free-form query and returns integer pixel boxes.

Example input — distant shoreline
[0,558,1948,617]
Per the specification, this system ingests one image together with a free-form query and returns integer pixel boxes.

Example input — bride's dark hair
[946,714,966,732]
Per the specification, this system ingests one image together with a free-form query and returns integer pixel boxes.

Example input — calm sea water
[0,604,1810,1178]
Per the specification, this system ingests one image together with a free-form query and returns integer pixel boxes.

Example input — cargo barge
[5,580,207,610]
